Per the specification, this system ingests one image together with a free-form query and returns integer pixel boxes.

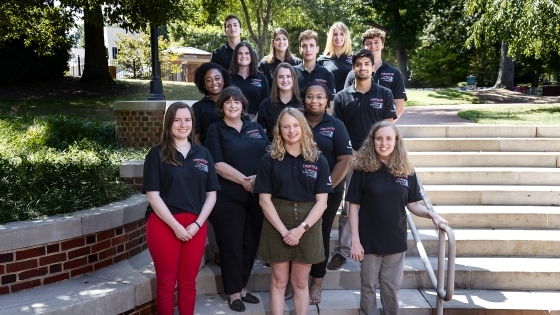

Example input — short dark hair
[229,42,258,76]
[352,49,374,66]
[302,82,332,102]
[193,62,232,96]
[224,15,241,29]
[215,86,249,118]
[299,30,319,46]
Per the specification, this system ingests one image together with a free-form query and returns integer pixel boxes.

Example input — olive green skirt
[258,198,324,264]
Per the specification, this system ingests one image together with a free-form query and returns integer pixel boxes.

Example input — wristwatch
[300,222,310,231]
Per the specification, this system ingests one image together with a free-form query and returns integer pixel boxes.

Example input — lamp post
[148,24,165,100]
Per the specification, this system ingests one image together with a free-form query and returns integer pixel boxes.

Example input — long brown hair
[264,28,296,64]
[353,121,414,175]
[269,108,320,162]
[270,63,300,109]
[158,102,195,166]
[229,42,258,77]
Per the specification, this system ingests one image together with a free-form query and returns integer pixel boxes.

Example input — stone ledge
[120,160,145,178]
[113,101,166,111]
[0,194,147,252]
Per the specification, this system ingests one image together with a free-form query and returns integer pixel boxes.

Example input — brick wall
[115,110,164,148]
[0,218,147,295]
[123,177,144,191]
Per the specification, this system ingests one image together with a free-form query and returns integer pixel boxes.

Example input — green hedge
[0,115,146,224]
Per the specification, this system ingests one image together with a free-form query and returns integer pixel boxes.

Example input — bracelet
[193,221,201,229]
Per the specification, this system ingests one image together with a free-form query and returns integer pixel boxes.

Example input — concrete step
[410,205,560,229]
[193,289,560,314]
[403,138,560,152]
[398,125,560,139]
[196,256,560,293]
[408,151,560,167]
[332,205,560,230]
[327,229,560,258]
[423,185,560,206]
[415,167,560,185]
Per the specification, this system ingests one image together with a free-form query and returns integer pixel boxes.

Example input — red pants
[147,212,207,315]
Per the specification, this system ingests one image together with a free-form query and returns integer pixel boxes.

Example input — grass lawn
[0,79,202,122]
[406,89,481,106]
[458,104,560,124]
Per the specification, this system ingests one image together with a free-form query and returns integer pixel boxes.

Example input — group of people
[142,14,447,315]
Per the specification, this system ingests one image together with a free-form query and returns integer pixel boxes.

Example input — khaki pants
[359,252,405,315]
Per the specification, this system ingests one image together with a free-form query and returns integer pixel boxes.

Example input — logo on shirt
[370,98,384,109]
[380,72,394,83]
[302,164,318,179]
[328,176,332,186]
[346,56,353,64]
[395,174,408,187]
[347,140,353,149]
[193,158,209,172]
[319,127,335,138]
[251,79,263,88]
[314,79,328,85]
[246,129,263,139]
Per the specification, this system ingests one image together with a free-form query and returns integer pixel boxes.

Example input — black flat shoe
[241,292,260,304]
[228,298,245,312]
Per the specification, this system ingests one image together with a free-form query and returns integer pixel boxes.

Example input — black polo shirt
[306,113,352,192]
[211,42,235,71]
[346,165,422,255]
[192,97,218,145]
[344,61,407,100]
[317,54,353,93]
[205,119,270,201]
[232,73,270,115]
[142,144,221,218]
[254,153,332,202]
[257,97,303,141]
[258,57,302,89]
[294,63,336,99]
[333,84,396,150]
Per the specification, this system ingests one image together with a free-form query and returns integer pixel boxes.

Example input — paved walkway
[396,103,542,125]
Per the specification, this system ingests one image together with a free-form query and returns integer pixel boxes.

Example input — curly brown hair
[353,121,414,176]
[215,86,248,119]
[361,28,386,45]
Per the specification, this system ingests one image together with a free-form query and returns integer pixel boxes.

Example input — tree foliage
[168,24,227,53]
[115,31,180,80]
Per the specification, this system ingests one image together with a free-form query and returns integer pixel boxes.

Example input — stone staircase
[194,125,560,314]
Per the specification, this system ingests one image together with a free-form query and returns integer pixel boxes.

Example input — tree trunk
[532,59,542,87]
[494,41,514,89]
[80,4,113,83]
[391,9,409,87]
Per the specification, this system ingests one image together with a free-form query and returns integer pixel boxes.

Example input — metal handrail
[407,177,456,314]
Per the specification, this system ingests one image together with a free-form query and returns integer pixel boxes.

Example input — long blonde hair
[269,108,320,162]
[353,121,414,175]
[323,22,352,57]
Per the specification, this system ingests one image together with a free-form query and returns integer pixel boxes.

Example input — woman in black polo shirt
[346,121,447,315]
[258,28,302,89]
[192,62,232,146]
[317,22,353,94]
[303,82,353,305]
[229,42,270,121]
[205,87,270,312]
[254,108,332,315]
[142,102,220,315]
[257,63,302,141]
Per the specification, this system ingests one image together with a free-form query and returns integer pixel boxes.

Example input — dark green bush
[0,115,146,224]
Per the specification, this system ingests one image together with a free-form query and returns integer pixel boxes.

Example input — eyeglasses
[305,95,326,101]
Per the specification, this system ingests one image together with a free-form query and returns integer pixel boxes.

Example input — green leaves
[0,115,145,224]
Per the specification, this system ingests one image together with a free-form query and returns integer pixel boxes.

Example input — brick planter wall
[114,101,166,148]
[0,218,147,295]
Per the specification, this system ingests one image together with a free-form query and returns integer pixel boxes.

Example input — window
[112,47,119,59]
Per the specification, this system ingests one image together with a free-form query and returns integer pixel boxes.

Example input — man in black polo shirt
[328,49,396,270]
[344,28,406,121]
[211,15,242,70]
[294,30,336,100]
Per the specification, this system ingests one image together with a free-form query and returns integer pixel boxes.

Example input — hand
[350,241,364,262]
[242,175,255,192]
[431,214,448,230]
[283,226,304,246]
[173,225,191,242]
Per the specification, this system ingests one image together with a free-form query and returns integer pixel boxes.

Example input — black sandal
[228,298,245,312]
[241,292,260,304]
